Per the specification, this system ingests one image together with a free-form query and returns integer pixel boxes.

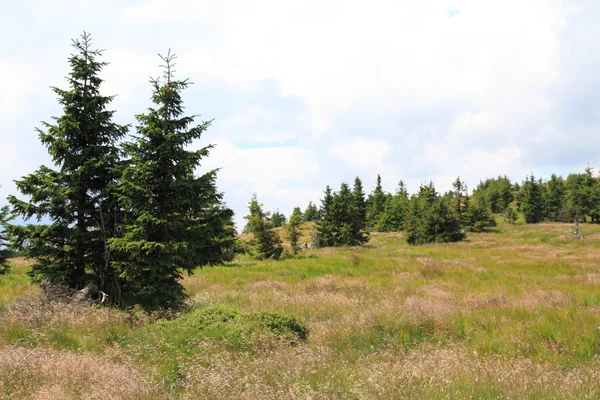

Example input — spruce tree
[244,194,282,260]
[330,182,369,246]
[286,207,302,254]
[452,177,464,218]
[8,33,128,294]
[303,201,319,222]
[270,210,287,227]
[109,51,234,308]
[544,174,565,221]
[404,182,464,245]
[316,185,335,246]
[352,177,367,228]
[0,206,11,275]
[366,175,387,230]
[518,174,544,223]
[377,180,409,232]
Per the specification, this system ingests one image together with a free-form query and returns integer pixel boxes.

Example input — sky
[1,0,599,230]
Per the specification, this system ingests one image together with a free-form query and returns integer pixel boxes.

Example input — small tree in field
[109,51,234,308]
[245,194,283,260]
[505,206,518,224]
[286,207,302,254]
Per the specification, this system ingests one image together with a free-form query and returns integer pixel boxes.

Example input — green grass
[3,221,600,398]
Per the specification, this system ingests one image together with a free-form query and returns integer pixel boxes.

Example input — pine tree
[404,182,464,245]
[452,177,464,218]
[377,180,409,232]
[366,174,386,230]
[108,51,234,308]
[8,33,128,294]
[518,174,544,223]
[303,201,319,222]
[316,185,335,247]
[352,177,367,228]
[0,206,11,275]
[270,210,287,227]
[244,194,282,260]
[544,174,566,221]
[330,182,369,246]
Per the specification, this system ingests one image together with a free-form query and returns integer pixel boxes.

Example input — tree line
[244,168,600,256]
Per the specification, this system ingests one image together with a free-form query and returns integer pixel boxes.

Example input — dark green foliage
[316,183,369,247]
[352,177,367,228]
[303,201,319,222]
[0,206,11,275]
[330,182,369,246]
[405,182,465,245]
[270,210,287,228]
[244,194,283,260]
[286,207,302,253]
[565,168,596,223]
[8,33,128,294]
[376,181,409,232]
[473,176,515,214]
[108,51,234,308]
[463,202,497,232]
[518,174,544,223]
[544,174,567,221]
[316,185,335,247]
[366,175,386,230]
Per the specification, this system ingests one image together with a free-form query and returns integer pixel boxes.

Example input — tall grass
[2,221,600,398]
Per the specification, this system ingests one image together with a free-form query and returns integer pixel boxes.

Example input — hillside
[2,221,600,398]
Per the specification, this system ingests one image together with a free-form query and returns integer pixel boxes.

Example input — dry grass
[3,221,600,398]
[0,347,158,400]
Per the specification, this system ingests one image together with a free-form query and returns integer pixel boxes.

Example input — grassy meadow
[2,220,600,399]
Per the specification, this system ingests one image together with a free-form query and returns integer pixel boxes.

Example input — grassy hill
[2,221,600,399]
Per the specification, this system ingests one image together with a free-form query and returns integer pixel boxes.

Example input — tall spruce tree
[377,180,409,232]
[366,174,386,230]
[316,185,335,246]
[544,174,566,221]
[518,174,544,223]
[109,51,234,308]
[8,33,128,294]
[330,182,369,246]
[352,177,367,228]
[0,206,11,275]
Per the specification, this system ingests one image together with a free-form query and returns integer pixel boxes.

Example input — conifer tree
[8,33,128,294]
[452,177,465,218]
[286,207,302,254]
[0,206,11,275]
[352,177,367,228]
[405,182,464,245]
[244,194,282,260]
[109,51,234,308]
[377,180,409,232]
[303,201,319,222]
[504,206,518,224]
[316,185,335,246]
[366,174,386,230]
[518,174,544,223]
[330,182,369,246]
[544,174,565,221]
[270,210,287,227]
